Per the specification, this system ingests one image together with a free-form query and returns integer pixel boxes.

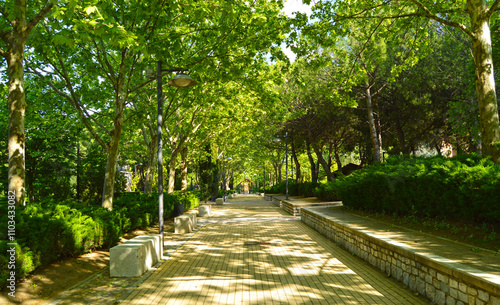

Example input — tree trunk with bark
[366,82,382,163]
[306,140,318,183]
[290,134,302,183]
[144,136,157,195]
[310,137,335,181]
[469,1,500,162]
[395,117,409,156]
[180,146,188,191]
[101,72,126,210]
[168,152,178,194]
[334,141,343,175]
[167,149,178,194]
[7,42,27,206]
[3,1,53,206]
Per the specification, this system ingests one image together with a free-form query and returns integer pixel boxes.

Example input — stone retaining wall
[266,196,340,216]
[301,207,500,305]
[269,197,300,216]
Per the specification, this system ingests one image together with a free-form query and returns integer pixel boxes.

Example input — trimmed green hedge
[0,191,200,290]
[266,181,320,197]
[313,182,341,201]
[335,155,500,222]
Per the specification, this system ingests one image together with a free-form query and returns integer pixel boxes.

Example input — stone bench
[110,234,162,277]
[215,198,224,205]
[175,215,193,234]
[198,205,211,217]
[185,213,197,226]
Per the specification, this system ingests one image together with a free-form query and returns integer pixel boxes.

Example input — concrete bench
[175,215,193,234]
[198,205,211,217]
[185,213,197,226]
[110,234,161,277]
[215,198,224,205]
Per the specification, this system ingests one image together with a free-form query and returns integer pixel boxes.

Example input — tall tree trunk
[334,141,343,175]
[366,82,382,162]
[180,146,188,191]
[102,135,121,210]
[290,134,302,183]
[306,140,318,183]
[7,34,27,206]
[141,121,158,194]
[310,138,334,181]
[168,153,178,194]
[470,4,500,162]
[327,141,334,170]
[4,1,53,206]
[101,73,126,210]
[144,140,157,194]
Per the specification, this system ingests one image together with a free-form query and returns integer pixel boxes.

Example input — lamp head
[168,73,198,87]
[273,138,282,144]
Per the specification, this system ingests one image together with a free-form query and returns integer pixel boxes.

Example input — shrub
[298,182,320,197]
[313,181,341,201]
[173,191,201,211]
[0,242,37,291]
[336,155,500,223]
[0,191,201,290]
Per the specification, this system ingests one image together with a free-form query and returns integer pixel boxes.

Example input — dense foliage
[329,156,500,223]
[267,181,320,197]
[0,192,200,289]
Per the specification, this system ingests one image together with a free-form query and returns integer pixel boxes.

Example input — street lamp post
[156,60,197,258]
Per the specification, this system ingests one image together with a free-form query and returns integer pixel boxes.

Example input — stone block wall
[301,208,500,305]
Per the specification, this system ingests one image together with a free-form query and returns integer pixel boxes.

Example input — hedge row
[335,155,500,222]
[0,191,201,290]
[264,155,499,224]
[267,181,320,197]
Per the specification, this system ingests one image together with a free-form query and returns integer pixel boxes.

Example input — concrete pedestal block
[133,234,162,262]
[175,215,193,234]
[110,239,155,277]
[198,205,211,217]
[216,198,224,205]
[185,213,197,226]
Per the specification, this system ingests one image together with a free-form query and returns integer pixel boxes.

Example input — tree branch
[26,2,54,36]
[488,0,500,17]
[26,66,108,150]
[0,29,10,45]
[0,6,9,21]
[0,47,7,59]
[408,0,474,38]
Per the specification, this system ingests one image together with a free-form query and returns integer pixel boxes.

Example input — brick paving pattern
[121,195,429,305]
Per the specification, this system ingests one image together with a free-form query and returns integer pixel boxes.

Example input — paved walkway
[120,195,428,305]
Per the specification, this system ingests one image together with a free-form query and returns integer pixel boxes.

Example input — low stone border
[266,195,340,216]
[301,207,500,305]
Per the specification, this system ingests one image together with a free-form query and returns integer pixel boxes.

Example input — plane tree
[26,0,290,209]
[309,0,500,162]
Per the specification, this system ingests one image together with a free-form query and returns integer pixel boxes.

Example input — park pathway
[120,195,429,305]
